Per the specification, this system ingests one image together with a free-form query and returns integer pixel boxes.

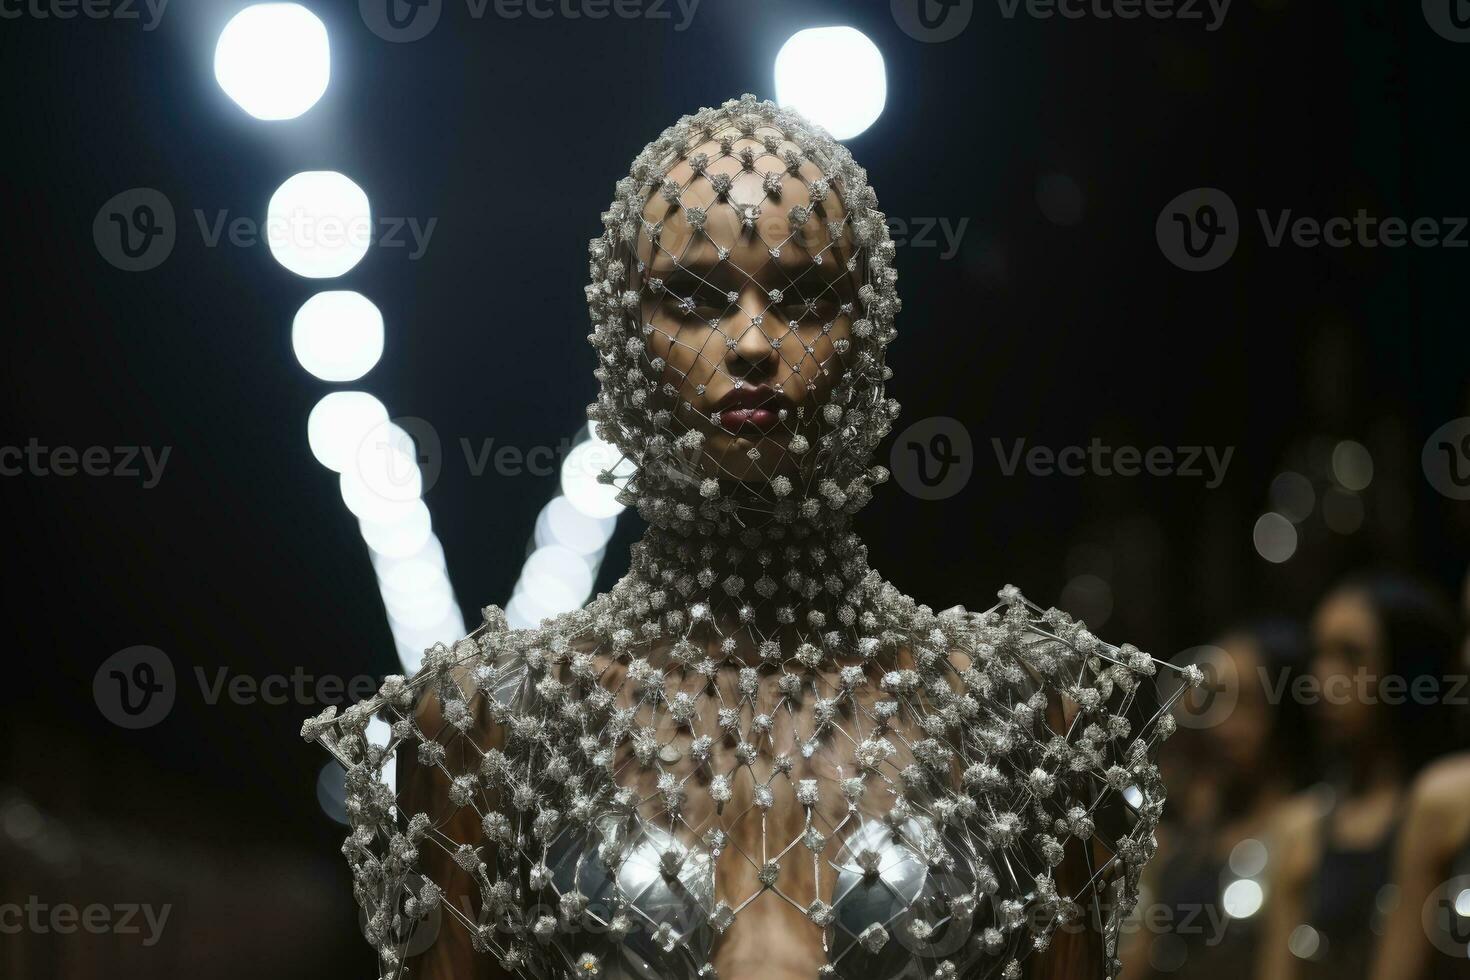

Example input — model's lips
[714,386,792,434]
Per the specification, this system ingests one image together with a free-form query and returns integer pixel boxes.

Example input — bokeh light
[215,3,330,121]
[307,391,387,473]
[1331,439,1374,491]
[267,171,372,279]
[774,27,886,140]
[292,291,384,382]
[1253,512,1298,563]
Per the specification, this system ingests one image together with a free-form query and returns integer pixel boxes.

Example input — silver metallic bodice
[306,582,1195,980]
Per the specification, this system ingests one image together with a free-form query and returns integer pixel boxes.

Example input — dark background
[2,0,1467,975]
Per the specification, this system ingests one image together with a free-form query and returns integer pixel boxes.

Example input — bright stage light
[386,590,456,631]
[340,469,421,524]
[315,761,348,824]
[293,291,384,382]
[774,27,886,140]
[267,171,372,279]
[378,555,449,598]
[350,420,424,507]
[1223,878,1264,919]
[535,495,617,555]
[522,545,594,601]
[307,391,387,472]
[359,501,434,559]
[368,522,442,569]
[215,4,330,121]
[390,606,467,674]
[506,590,573,630]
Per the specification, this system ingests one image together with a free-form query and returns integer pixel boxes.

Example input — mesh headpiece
[585,93,900,536]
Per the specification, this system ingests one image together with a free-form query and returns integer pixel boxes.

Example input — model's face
[634,127,860,484]
[1309,589,1386,746]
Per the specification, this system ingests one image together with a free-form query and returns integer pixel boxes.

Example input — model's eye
[780,295,839,323]
[671,285,731,319]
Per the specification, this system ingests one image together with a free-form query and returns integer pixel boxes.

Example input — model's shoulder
[1264,788,1331,880]
[1273,789,1327,833]
[1408,751,1470,816]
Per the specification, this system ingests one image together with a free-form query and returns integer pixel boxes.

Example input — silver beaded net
[303,95,1201,980]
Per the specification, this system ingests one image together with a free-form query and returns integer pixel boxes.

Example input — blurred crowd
[1121,566,1470,980]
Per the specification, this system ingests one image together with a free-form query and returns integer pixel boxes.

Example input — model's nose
[723,283,781,381]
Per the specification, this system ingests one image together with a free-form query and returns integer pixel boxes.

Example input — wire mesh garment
[303,95,1200,980]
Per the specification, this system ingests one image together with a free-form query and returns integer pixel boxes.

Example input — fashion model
[1258,573,1459,980]
[304,95,1196,980]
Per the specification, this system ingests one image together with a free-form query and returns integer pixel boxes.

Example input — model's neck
[625,513,881,647]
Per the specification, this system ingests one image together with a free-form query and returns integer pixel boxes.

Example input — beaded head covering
[304,95,1198,980]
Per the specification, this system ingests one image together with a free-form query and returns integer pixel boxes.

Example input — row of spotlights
[220,7,891,672]
[218,5,888,138]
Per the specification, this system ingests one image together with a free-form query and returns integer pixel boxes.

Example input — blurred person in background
[1369,567,1470,980]
[1259,572,1459,980]
[1123,619,1313,979]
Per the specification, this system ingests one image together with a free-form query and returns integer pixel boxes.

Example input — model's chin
[699,431,804,483]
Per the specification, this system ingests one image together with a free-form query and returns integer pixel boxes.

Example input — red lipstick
[714,385,793,434]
